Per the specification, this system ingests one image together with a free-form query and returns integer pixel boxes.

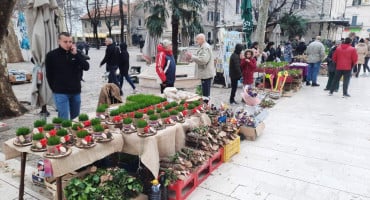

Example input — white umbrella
[26,0,60,108]
[272,24,281,46]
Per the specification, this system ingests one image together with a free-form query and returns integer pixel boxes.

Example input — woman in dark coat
[118,43,137,94]
[229,44,243,104]
[264,42,276,62]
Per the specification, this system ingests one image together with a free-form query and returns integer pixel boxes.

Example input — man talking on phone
[45,32,90,120]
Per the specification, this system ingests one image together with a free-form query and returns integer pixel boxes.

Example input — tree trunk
[0,0,28,119]
[6,21,24,63]
[213,0,219,48]
[172,15,179,63]
[119,0,125,43]
[255,0,270,52]
[93,23,100,49]
[127,0,131,46]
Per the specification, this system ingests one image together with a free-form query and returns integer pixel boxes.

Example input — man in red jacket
[329,37,358,97]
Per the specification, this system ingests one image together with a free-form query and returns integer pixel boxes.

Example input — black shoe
[324,88,329,91]
[312,83,320,87]
[306,81,311,86]
[343,94,351,97]
[328,92,333,96]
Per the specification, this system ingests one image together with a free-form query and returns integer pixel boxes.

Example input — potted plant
[148,114,159,127]
[61,120,72,134]
[52,117,63,129]
[78,113,89,122]
[90,118,101,126]
[123,117,133,130]
[15,127,32,144]
[156,108,163,114]
[96,104,108,117]
[147,109,155,115]
[46,136,63,155]
[76,129,93,146]
[32,133,46,149]
[43,123,55,132]
[56,129,71,144]
[71,123,83,136]
[109,109,120,117]
[133,112,143,124]
[33,119,46,128]
[92,124,105,138]
[107,115,123,130]
[136,119,148,134]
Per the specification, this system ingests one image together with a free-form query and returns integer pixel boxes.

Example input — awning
[84,32,107,38]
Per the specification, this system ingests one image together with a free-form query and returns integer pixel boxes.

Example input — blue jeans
[53,93,81,120]
[201,78,212,102]
[307,62,321,83]
[119,73,136,90]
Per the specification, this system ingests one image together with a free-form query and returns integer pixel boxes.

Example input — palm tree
[279,13,307,40]
[0,0,28,118]
[141,0,207,62]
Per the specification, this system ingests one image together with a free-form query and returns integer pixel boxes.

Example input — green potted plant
[136,119,148,134]
[109,109,120,117]
[76,129,93,146]
[61,120,72,134]
[90,118,101,126]
[15,127,32,144]
[78,113,89,122]
[32,133,46,149]
[46,136,63,155]
[148,114,159,127]
[43,123,55,132]
[156,108,163,114]
[176,105,185,112]
[133,112,143,124]
[96,104,108,117]
[33,119,46,128]
[147,109,155,115]
[160,112,170,119]
[52,117,63,129]
[71,123,83,136]
[92,124,105,138]
[169,110,179,121]
[57,129,72,144]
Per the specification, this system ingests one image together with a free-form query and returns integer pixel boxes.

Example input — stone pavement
[1,47,370,199]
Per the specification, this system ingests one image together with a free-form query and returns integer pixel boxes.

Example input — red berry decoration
[37,127,44,133]
[49,129,57,136]
[83,120,91,127]
[113,116,122,123]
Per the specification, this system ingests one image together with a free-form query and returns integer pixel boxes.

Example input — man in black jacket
[45,32,90,120]
[229,44,243,104]
[100,38,120,88]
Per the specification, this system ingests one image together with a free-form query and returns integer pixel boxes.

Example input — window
[211,12,214,21]
[293,0,299,9]
[113,20,119,26]
[300,0,306,9]
[236,0,240,14]
[207,11,211,21]
[215,12,220,22]
[352,0,362,5]
[351,16,357,25]
[84,21,87,28]
[138,18,142,26]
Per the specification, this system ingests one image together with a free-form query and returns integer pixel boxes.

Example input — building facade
[345,0,370,39]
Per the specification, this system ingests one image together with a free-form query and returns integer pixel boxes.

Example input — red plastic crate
[168,172,197,200]
[209,148,223,172]
[195,161,211,185]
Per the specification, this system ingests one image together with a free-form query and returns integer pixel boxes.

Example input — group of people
[154,34,215,104]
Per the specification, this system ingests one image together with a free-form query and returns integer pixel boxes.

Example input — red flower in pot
[112,116,122,123]
[49,129,57,136]
[83,120,91,127]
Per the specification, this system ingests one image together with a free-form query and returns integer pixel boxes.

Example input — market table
[121,114,211,177]
[2,133,124,200]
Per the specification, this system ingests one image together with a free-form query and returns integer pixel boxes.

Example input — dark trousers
[229,78,239,102]
[330,70,351,95]
[325,71,338,90]
[119,73,136,90]
[364,57,370,72]
[160,82,174,94]
[201,78,212,103]
[108,65,120,88]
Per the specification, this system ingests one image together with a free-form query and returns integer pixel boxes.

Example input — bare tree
[255,0,270,52]
[119,0,125,43]
[104,0,114,38]
[86,0,102,49]
[127,0,131,45]
[0,0,28,118]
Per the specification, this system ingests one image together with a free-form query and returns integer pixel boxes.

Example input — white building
[344,0,370,39]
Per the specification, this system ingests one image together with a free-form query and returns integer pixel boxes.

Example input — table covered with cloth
[121,113,211,177]
[3,133,124,177]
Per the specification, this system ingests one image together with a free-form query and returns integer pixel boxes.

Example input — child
[240,49,257,88]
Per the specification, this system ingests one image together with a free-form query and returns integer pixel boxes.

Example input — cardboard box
[239,122,265,141]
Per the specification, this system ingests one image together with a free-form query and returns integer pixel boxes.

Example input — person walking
[283,41,293,63]
[186,33,215,104]
[305,36,326,86]
[240,49,257,88]
[365,38,370,76]
[354,38,368,77]
[118,43,137,95]
[228,44,243,104]
[155,39,176,94]
[324,40,341,91]
[100,37,120,89]
[329,37,358,97]
[45,32,90,120]
[264,42,276,62]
